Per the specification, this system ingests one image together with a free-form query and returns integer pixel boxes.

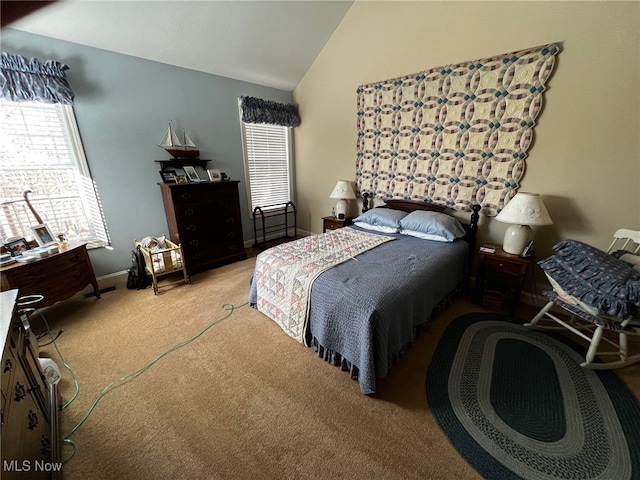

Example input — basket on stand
[134,237,189,295]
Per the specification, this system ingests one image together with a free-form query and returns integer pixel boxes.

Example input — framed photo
[31,224,57,246]
[159,171,177,184]
[4,237,30,256]
[175,175,189,184]
[183,166,200,182]
[207,169,222,182]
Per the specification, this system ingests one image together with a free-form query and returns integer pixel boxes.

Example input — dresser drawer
[171,182,239,204]
[181,235,243,253]
[3,249,87,285]
[186,244,246,269]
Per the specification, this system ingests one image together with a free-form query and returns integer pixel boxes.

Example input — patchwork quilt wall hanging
[355,44,559,215]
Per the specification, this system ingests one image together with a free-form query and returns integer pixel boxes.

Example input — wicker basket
[134,238,189,294]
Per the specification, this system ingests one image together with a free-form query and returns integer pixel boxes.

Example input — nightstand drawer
[482,256,527,276]
[322,216,353,232]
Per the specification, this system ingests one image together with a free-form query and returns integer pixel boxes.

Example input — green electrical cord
[23,307,81,410]
[25,301,247,464]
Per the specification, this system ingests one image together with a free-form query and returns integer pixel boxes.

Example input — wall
[293,1,640,265]
[1,29,293,277]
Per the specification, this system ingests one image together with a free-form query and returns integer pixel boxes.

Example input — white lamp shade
[496,192,552,255]
[329,181,356,200]
[495,192,553,226]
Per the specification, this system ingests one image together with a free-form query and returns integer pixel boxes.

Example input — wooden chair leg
[582,326,604,366]
[524,301,554,327]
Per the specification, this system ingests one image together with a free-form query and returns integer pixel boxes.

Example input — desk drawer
[0,242,98,309]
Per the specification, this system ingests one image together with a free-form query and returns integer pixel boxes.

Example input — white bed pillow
[399,210,466,242]
[353,222,398,234]
[352,208,408,233]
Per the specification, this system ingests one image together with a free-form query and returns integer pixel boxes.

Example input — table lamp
[495,192,553,255]
[329,180,356,220]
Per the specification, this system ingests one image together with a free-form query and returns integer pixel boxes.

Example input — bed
[249,199,480,394]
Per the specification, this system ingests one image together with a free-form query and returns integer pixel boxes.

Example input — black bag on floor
[126,246,151,290]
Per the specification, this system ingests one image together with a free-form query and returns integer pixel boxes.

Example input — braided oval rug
[427,313,640,480]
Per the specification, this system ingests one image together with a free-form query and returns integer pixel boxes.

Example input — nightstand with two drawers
[473,247,533,315]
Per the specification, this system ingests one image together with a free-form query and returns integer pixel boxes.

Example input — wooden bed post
[469,204,480,235]
[362,192,370,213]
[467,204,481,273]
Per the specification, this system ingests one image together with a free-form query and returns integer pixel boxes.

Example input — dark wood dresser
[1,289,62,479]
[159,181,247,274]
[0,241,100,309]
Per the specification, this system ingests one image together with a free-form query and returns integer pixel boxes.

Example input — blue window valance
[240,96,300,127]
[1,52,74,104]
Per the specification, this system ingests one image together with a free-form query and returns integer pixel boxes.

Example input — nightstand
[473,247,533,315]
[322,216,353,232]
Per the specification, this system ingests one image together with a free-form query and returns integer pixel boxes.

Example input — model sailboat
[159,122,200,158]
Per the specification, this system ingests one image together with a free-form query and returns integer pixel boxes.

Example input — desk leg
[81,244,101,299]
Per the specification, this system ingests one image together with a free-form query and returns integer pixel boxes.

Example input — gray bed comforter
[249,226,468,394]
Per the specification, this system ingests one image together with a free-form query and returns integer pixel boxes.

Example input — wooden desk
[0,241,100,308]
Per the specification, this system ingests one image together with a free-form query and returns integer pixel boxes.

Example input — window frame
[0,99,110,248]
[239,101,294,217]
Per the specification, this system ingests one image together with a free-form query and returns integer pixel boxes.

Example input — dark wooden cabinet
[159,181,247,274]
[1,289,62,479]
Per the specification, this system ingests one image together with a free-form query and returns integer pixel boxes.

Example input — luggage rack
[253,202,297,249]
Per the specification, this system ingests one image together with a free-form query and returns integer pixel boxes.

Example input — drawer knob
[14,382,26,401]
[41,436,51,455]
[28,410,39,430]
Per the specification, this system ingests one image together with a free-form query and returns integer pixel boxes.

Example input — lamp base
[335,199,348,219]
[502,224,532,255]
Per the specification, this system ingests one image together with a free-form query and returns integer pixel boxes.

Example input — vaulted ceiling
[4,0,354,91]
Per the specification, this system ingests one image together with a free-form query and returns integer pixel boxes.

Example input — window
[0,99,109,247]
[240,114,293,214]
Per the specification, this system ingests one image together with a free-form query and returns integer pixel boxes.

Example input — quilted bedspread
[249,226,469,394]
[252,228,394,342]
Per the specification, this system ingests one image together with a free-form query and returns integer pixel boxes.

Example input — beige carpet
[32,256,640,480]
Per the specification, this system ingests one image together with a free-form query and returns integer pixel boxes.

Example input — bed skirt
[304,281,466,392]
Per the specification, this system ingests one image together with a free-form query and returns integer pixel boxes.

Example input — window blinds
[242,121,292,213]
[0,100,109,246]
